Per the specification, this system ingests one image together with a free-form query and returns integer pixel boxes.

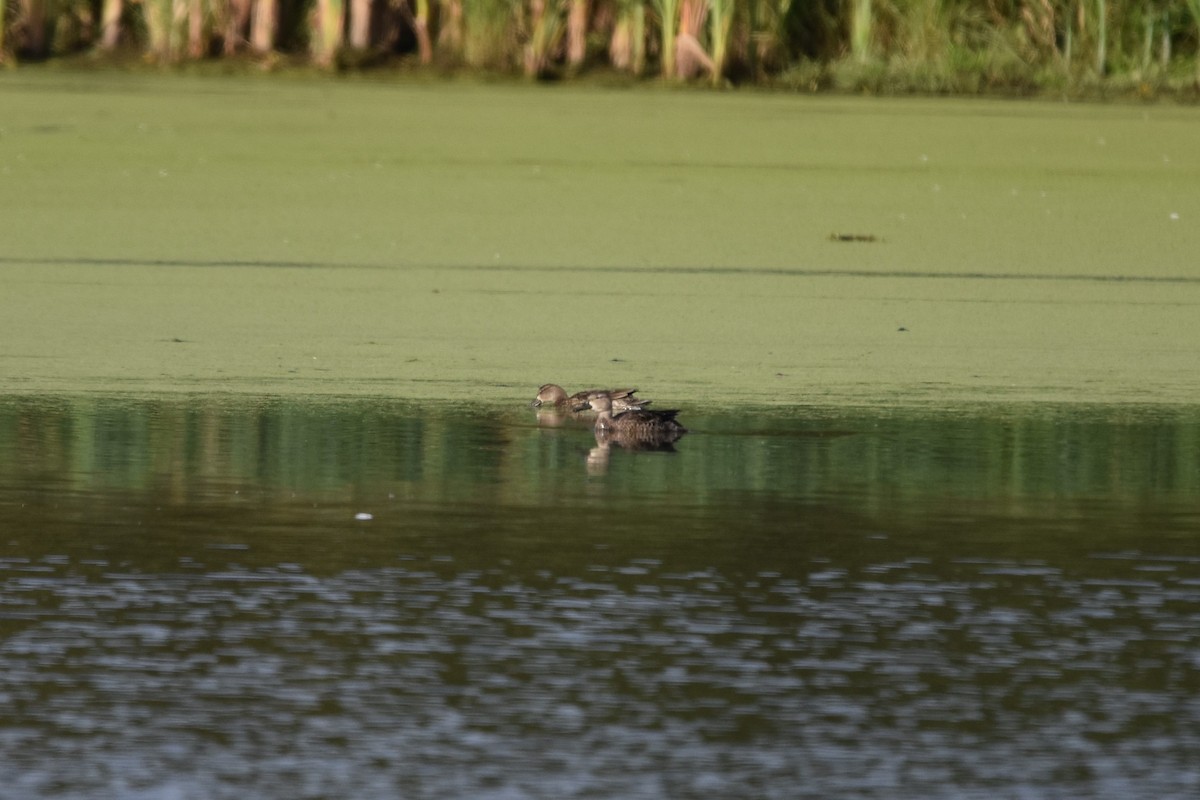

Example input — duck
[531,384,648,412]
[576,392,687,446]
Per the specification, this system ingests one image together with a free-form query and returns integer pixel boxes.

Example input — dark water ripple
[2,550,1198,800]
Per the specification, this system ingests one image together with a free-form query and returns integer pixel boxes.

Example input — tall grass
[17,0,48,57]
[708,0,735,84]
[1187,0,1200,79]
[310,0,345,66]
[850,0,871,63]
[141,0,171,61]
[566,0,587,65]
[3,0,1200,95]
[462,0,517,67]
[610,0,646,74]
[525,0,567,76]
[652,0,680,78]
[253,0,278,53]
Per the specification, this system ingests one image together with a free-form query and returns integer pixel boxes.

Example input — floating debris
[828,233,880,243]
[354,512,373,521]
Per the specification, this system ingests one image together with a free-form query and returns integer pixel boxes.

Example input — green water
[3,72,1200,403]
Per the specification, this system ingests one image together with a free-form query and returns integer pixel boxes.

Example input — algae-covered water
[3,72,1200,404]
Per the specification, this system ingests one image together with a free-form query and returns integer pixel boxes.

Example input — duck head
[531,383,568,408]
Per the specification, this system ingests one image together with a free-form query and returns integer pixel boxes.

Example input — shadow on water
[1,394,1198,799]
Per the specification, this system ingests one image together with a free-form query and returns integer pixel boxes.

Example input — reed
[1187,0,1200,80]
[566,0,587,66]
[609,0,646,75]
[462,0,517,68]
[310,0,346,66]
[413,0,433,63]
[143,0,171,59]
[708,0,735,84]
[251,0,278,53]
[676,0,710,78]
[850,0,871,63]
[438,0,464,58]
[524,0,567,76]
[349,0,372,50]
[17,0,48,57]
[186,0,204,58]
[223,0,251,54]
[3,0,1200,97]
[652,0,679,78]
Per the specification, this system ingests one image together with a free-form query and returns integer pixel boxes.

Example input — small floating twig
[828,233,881,243]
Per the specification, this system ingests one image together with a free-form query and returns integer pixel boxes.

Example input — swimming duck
[531,384,648,412]
[576,392,687,446]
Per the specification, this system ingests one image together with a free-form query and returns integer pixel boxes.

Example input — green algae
[2,72,1199,406]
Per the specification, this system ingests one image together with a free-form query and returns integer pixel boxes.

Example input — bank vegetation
[3,0,1200,96]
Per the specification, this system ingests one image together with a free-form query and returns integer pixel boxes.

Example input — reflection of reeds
[3,397,1200,514]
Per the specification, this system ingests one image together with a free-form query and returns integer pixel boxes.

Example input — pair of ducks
[531,384,687,446]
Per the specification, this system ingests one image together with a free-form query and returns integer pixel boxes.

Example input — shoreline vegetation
[2,1,1200,100]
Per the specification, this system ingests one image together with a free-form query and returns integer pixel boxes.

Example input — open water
[1,395,1198,798]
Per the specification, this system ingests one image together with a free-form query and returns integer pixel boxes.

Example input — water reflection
[0,395,1198,799]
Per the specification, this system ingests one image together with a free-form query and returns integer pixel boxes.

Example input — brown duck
[531,384,648,412]
[576,392,687,446]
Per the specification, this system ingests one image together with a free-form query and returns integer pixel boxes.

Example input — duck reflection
[533,407,576,428]
[586,437,612,476]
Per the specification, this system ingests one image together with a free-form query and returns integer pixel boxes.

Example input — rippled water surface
[1,395,1198,799]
